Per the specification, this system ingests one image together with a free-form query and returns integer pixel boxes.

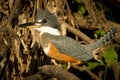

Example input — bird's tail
[84,27,117,51]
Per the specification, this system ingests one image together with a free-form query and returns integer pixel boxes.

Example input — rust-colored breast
[47,43,83,65]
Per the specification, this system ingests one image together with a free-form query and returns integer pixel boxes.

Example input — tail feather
[84,27,117,51]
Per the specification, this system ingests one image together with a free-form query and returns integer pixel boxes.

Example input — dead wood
[73,65,101,80]
[24,65,80,80]
[66,24,93,43]
[111,62,120,80]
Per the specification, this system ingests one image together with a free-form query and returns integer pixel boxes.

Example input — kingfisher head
[18,9,61,35]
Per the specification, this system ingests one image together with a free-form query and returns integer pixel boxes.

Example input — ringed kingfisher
[18,9,117,65]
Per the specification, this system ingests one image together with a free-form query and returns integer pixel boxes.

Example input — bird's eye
[42,20,47,23]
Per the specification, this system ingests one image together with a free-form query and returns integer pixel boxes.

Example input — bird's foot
[51,59,71,70]
[51,59,62,67]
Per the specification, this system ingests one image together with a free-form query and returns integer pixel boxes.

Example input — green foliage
[103,47,118,67]
[87,59,105,70]
[62,63,68,69]
[77,3,86,15]
[74,0,86,15]
[87,47,118,70]
[87,62,102,70]
[94,29,106,39]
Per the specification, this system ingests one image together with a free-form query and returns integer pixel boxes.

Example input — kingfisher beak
[18,21,43,28]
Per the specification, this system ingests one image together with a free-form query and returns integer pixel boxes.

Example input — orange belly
[47,43,83,65]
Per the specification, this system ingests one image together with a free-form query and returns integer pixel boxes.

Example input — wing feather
[40,33,93,61]
[51,35,93,61]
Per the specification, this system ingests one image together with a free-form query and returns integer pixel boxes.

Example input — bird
[18,9,117,66]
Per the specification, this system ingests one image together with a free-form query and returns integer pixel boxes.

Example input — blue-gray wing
[51,36,93,61]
